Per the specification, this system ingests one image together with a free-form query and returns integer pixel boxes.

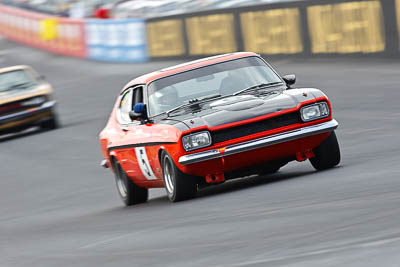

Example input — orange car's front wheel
[161,151,197,202]
[309,131,341,170]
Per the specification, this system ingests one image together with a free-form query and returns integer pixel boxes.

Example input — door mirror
[282,74,296,88]
[129,103,147,121]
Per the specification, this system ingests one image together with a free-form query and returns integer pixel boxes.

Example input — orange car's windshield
[147,57,282,116]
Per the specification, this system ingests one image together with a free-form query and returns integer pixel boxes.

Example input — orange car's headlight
[182,131,212,151]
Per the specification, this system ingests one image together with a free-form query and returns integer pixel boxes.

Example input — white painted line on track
[212,235,400,267]
[358,236,400,248]
[78,233,137,249]
[78,234,246,251]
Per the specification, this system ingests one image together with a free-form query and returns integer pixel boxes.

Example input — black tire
[310,131,341,170]
[161,151,197,202]
[40,113,59,130]
[113,159,148,206]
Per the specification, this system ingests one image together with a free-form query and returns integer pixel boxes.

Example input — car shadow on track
[195,169,318,199]
[0,126,64,143]
[0,127,43,143]
[104,166,343,209]
[140,169,328,205]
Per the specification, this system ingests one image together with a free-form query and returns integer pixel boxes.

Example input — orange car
[0,65,59,135]
[99,52,340,205]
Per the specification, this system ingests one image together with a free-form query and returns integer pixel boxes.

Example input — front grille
[211,112,301,144]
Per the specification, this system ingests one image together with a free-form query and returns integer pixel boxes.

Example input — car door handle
[122,127,129,132]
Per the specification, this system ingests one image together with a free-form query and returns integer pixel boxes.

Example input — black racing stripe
[108,142,177,152]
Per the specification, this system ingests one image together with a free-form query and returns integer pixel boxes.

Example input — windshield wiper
[233,82,283,96]
[188,93,221,104]
[166,93,222,116]
[165,103,193,116]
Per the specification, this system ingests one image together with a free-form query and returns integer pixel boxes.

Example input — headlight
[182,131,212,151]
[300,102,329,122]
[22,96,46,106]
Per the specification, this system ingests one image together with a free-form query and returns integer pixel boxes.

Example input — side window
[119,89,133,123]
[132,87,143,106]
[118,86,144,124]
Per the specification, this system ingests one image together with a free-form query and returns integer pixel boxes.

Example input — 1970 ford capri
[99,52,340,205]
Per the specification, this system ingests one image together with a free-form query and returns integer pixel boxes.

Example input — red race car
[99,52,340,205]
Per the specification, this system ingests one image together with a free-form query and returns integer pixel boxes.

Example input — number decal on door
[135,147,157,180]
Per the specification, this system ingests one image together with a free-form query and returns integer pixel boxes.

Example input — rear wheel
[161,151,197,202]
[310,131,341,170]
[113,159,148,206]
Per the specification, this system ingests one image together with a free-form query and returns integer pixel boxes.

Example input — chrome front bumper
[0,101,56,125]
[178,119,338,166]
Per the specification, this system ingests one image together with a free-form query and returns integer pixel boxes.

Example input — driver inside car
[219,69,248,95]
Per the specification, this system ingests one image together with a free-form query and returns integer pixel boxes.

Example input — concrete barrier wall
[0,4,86,58]
[0,0,399,62]
[86,19,148,62]
[0,4,148,62]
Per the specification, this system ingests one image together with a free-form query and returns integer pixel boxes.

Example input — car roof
[122,52,259,91]
[0,65,31,74]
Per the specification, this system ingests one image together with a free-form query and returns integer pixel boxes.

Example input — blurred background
[0,0,397,62]
[1,1,400,267]
[1,0,293,18]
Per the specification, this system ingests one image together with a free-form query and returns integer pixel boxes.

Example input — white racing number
[135,147,157,180]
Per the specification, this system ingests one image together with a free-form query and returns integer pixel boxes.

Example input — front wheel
[113,159,148,206]
[161,151,197,202]
[40,113,59,130]
[310,131,341,170]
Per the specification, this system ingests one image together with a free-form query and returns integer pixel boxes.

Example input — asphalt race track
[1,38,400,267]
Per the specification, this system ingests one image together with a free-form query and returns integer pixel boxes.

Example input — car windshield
[0,69,36,93]
[147,56,282,116]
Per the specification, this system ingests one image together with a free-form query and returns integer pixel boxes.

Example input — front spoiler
[178,119,338,166]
